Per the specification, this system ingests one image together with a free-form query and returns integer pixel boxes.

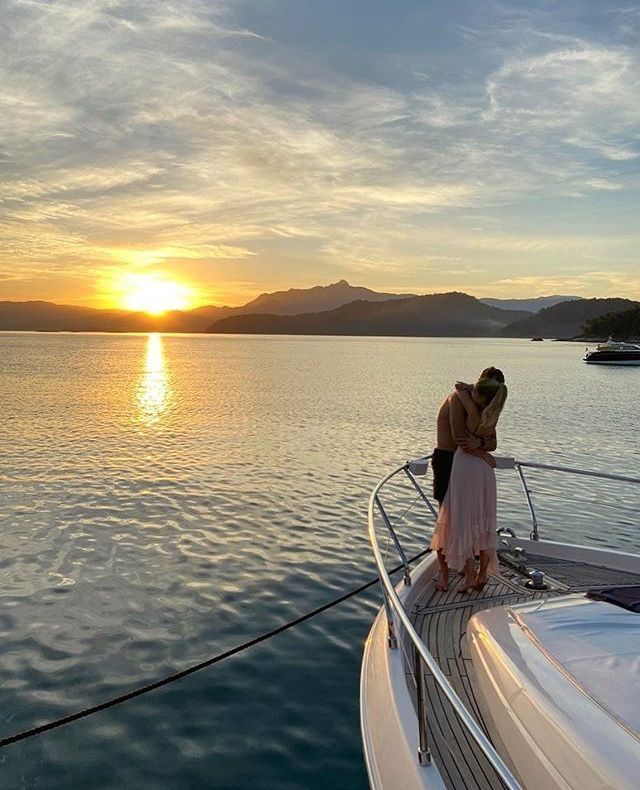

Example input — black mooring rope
[0,549,430,748]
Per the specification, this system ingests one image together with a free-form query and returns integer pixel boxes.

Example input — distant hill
[207,292,530,337]
[501,298,639,338]
[583,306,640,340]
[235,279,415,315]
[0,301,152,332]
[0,300,233,332]
[480,295,581,313]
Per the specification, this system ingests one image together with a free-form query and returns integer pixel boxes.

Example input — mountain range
[207,292,530,337]
[479,295,582,313]
[0,281,630,337]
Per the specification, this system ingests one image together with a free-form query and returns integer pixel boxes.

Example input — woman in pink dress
[430,369,508,592]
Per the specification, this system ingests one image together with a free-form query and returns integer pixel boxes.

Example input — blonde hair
[477,383,508,435]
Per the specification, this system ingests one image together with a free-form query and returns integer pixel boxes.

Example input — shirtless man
[432,368,502,589]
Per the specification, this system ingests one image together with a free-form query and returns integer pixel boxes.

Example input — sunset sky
[3,0,640,309]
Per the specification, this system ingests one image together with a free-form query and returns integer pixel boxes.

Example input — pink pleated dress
[430,448,499,574]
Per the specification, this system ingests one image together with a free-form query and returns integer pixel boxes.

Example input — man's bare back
[436,393,462,451]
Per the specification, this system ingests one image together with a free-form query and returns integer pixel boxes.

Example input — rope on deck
[0,548,430,749]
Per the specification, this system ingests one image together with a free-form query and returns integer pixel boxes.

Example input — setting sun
[117,273,197,315]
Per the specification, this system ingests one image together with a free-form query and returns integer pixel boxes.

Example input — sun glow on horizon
[115,272,197,315]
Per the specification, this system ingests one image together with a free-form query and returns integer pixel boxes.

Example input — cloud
[585,178,624,191]
[3,165,163,202]
[490,270,640,298]
[337,184,475,208]
[485,43,640,162]
[105,244,254,266]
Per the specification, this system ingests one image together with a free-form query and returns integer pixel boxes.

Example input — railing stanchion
[374,495,412,586]
[404,467,438,519]
[516,464,539,541]
[414,644,431,765]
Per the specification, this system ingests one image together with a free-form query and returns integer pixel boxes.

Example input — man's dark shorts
[432,448,455,504]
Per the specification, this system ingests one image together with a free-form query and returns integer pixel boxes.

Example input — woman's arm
[454,387,482,433]
[484,431,497,451]
[465,448,497,468]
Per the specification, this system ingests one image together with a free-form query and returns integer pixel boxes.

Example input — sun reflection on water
[137,334,171,425]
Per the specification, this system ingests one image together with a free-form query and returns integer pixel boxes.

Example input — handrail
[513,459,640,540]
[367,462,522,789]
[516,460,640,486]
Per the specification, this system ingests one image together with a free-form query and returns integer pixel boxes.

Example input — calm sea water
[1,333,639,789]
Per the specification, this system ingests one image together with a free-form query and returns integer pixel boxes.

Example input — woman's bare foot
[473,573,488,592]
[459,559,476,592]
[459,574,476,593]
[435,550,449,591]
[435,569,449,591]
[474,551,490,591]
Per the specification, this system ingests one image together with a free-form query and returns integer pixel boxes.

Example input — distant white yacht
[584,337,640,365]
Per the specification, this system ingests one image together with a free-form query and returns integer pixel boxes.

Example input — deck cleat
[525,569,548,590]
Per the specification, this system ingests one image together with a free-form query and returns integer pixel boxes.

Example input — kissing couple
[430,367,508,592]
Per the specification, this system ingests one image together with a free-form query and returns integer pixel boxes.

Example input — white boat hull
[584,359,640,366]
[361,552,447,789]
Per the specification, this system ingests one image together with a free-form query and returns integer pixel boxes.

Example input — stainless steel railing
[514,460,640,540]
[368,455,640,788]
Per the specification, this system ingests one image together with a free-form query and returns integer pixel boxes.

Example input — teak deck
[408,554,640,789]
